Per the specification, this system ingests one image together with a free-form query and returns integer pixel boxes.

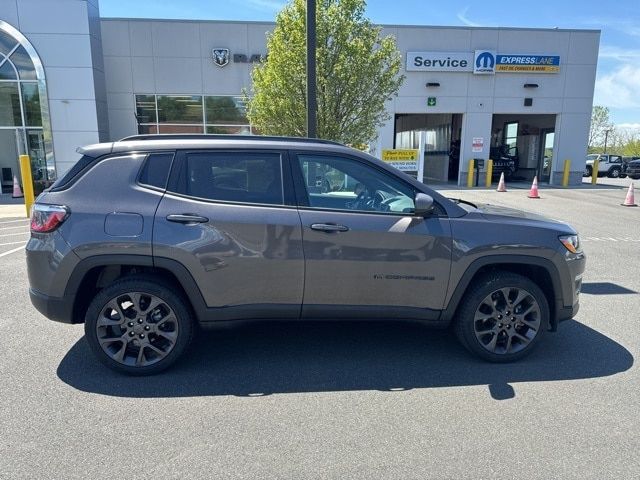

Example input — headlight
[559,235,581,254]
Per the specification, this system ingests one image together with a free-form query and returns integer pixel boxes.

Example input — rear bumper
[29,288,74,324]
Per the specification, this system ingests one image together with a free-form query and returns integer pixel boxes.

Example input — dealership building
[0,0,599,191]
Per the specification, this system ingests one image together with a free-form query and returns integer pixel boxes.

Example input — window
[134,94,253,136]
[297,155,415,214]
[504,122,518,150]
[138,153,174,190]
[173,152,283,205]
[0,22,56,188]
[205,96,248,125]
[157,95,203,124]
[0,83,22,126]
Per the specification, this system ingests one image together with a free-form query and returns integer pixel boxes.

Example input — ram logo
[212,48,230,67]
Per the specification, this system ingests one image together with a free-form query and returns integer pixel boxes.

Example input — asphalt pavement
[0,185,638,479]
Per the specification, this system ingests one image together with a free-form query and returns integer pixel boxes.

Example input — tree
[588,105,613,149]
[246,0,404,145]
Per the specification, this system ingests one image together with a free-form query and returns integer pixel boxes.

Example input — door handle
[166,214,209,224]
[310,223,349,232]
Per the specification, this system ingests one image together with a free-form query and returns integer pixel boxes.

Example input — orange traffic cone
[528,176,541,198]
[12,175,23,198]
[496,172,507,192]
[621,182,637,207]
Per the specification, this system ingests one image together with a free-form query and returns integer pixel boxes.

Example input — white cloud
[599,45,640,61]
[617,123,640,133]
[457,6,483,27]
[578,17,640,37]
[594,64,640,109]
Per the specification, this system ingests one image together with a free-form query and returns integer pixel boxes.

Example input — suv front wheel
[454,272,549,362]
[84,276,194,375]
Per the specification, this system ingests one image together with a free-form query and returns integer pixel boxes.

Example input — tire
[583,166,592,177]
[84,275,194,375]
[631,175,640,180]
[608,167,621,178]
[454,272,549,363]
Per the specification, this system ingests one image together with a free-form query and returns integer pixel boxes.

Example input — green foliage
[621,138,640,157]
[588,106,613,148]
[247,0,404,145]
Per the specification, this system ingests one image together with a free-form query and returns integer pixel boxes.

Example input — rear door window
[170,151,284,205]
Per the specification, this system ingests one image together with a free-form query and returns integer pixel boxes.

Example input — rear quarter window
[138,153,175,190]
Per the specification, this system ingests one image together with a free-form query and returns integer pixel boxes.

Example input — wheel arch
[441,255,562,330]
[66,255,207,324]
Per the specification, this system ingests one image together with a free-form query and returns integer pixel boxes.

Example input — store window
[0,21,55,194]
[504,122,518,149]
[135,94,253,136]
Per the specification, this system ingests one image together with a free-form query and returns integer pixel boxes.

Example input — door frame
[538,128,555,183]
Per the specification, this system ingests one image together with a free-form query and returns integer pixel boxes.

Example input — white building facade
[0,0,599,192]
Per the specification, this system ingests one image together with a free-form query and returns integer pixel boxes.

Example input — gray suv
[27,135,585,374]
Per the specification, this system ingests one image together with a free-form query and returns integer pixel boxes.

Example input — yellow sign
[495,65,560,73]
[381,149,419,171]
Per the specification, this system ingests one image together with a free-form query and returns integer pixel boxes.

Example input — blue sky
[100,0,640,127]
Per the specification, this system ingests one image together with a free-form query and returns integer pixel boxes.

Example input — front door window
[297,154,416,214]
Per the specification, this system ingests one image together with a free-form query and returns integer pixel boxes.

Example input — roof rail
[118,133,343,146]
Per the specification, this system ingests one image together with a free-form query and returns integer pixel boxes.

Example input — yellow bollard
[485,159,493,188]
[19,154,35,218]
[591,158,599,185]
[562,159,571,187]
[466,159,475,188]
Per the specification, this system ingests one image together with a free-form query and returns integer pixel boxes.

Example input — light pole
[604,128,612,154]
[306,0,317,138]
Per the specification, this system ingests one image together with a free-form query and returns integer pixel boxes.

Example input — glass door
[539,129,554,183]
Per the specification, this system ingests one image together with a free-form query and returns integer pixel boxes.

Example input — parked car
[490,145,519,179]
[27,134,585,375]
[583,154,624,178]
[624,158,640,179]
[619,156,640,179]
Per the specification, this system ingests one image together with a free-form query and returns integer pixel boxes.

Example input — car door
[291,151,452,320]
[153,149,304,320]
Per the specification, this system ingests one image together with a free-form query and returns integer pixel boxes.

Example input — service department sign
[407,50,560,74]
[474,50,496,75]
[496,55,560,73]
[406,52,473,72]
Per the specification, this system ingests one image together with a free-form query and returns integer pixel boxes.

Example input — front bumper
[552,251,585,329]
[29,288,74,324]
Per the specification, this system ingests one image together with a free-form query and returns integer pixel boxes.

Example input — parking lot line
[0,219,29,225]
[0,245,25,257]
[0,231,29,237]
[0,240,28,246]
[0,225,30,230]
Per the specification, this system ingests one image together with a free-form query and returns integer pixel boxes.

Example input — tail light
[30,204,69,233]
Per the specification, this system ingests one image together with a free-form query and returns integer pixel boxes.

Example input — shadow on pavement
[57,319,633,401]
[581,282,637,295]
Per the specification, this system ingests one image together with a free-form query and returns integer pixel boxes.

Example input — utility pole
[604,128,612,154]
[306,0,317,138]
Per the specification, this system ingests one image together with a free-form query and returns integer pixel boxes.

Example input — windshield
[586,154,599,160]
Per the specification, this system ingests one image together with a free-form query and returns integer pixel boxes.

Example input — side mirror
[414,192,434,217]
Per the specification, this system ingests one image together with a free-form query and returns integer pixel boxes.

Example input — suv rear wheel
[608,167,621,178]
[454,272,549,362]
[84,276,193,375]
